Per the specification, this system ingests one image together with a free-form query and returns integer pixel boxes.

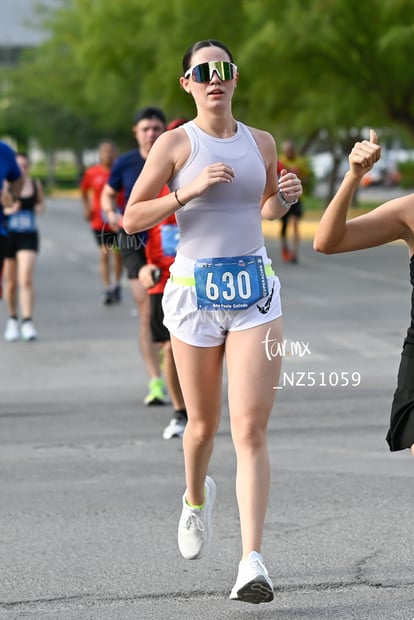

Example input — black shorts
[386,339,414,451]
[92,229,119,250]
[117,229,147,279]
[281,200,304,221]
[0,234,7,271]
[5,231,39,258]
[150,293,170,343]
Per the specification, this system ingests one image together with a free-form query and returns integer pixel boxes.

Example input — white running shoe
[178,475,216,560]
[20,320,38,341]
[230,551,274,604]
[4,318,19,342]
[162,414,187,440]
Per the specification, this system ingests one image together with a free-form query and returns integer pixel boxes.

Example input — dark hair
[182,40,234,74]
[133,106,166,126]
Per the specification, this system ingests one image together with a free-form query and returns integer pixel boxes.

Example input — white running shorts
[162,249,282,347]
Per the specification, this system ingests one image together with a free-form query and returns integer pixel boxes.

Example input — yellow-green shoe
[144,377,167,406]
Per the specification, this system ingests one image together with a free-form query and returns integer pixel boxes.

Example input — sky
[1,0,57,46]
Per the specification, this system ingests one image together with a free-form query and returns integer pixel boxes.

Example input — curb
[262,218,320,241]
[49,191,372,244]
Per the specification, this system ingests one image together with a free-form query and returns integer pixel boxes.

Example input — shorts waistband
[170,263,275,287]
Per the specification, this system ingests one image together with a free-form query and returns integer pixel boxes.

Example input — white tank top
[169,120,266,259]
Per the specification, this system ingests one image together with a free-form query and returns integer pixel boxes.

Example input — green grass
[31,162,79,191]
[303,194,378,218]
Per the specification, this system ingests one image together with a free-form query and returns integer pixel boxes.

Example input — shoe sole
[21,333,38,341]
[4,332,19,342]
[163,431,184,439]
[144,398,166,406]
[231,577,274,604]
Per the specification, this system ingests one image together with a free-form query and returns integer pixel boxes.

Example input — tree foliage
[3,0,414,160]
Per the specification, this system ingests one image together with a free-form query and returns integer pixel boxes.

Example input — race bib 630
[194,255,269,310]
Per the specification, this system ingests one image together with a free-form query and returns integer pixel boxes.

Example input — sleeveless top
[169,121,267,259]
[19,179,38,212]
[7,179,38,234]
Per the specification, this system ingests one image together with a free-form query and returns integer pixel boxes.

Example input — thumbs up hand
[348,129,381,180]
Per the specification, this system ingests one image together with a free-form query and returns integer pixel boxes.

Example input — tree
[4,0,414,198]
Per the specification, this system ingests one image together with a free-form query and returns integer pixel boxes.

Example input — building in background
[0,0,55,67]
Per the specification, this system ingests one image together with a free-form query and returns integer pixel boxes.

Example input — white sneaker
[162,414,187,440]
[178,475,216,560]
[20,320,38,341]
[230,551,274,604]
[4,318,19,342]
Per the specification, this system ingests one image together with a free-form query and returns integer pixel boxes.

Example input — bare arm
[122,133,182,233]
[35,180,45,215]
[123,129,239,234]
[1,176,23,214]
[249,129,303,221]
[80,184,92,221]
[101,183,122,231]
[313,129,413,254]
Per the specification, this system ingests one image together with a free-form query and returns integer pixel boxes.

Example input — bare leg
[4,258,17,316]
[129,278,160,379]
[99,246,111,288]
[17,250,37,318]
[162,340,185,410]
[171,335,224,505]
[113,249,123,283]
[280,215,290,259]
[290,215,300,260]
[225,318,283,558]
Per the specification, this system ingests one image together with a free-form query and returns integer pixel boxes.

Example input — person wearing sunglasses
[123,39,302,604]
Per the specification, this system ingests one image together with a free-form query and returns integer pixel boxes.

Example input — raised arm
[313,130,414,254]
[249,129,303,221]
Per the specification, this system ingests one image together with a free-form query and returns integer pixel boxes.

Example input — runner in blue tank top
[123,39,303,604]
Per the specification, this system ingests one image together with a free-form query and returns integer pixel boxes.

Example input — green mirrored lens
[192,61,234,82]
[193,63,212,81]
[218,62,233,80]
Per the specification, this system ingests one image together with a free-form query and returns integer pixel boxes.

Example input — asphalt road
[0,198,413,620]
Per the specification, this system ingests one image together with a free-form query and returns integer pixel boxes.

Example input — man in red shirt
[80,142,123,304]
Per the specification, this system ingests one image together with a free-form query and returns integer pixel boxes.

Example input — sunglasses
[184,61,238,83]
